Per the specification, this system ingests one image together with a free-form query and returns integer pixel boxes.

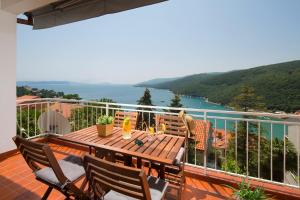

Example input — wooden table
[58,125,185,178]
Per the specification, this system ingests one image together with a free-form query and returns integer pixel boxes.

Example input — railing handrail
[16,97,300,188]
[16,98,300,119]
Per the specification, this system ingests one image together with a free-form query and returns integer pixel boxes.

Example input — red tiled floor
[0,143,234,200]
[1,142,299,200]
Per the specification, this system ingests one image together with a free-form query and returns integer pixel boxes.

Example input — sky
[17,0,300,84]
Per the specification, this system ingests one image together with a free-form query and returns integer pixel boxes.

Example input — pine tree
[136,88,155,129]
[169,94,183,113]
[230,86,265,112]
[137,88,153,106]
[223,86,297,182]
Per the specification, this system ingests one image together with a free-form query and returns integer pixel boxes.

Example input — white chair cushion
[35,155,85,187]
[104,176,168,200]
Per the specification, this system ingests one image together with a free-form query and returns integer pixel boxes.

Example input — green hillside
[143,60,300,112]
[135,77,180,86]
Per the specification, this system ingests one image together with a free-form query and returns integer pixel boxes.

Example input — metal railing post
[204,111,207,174]
[47,101,50,133]
[106,103,109,116]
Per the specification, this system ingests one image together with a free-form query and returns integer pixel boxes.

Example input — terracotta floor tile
[1,142,299,200]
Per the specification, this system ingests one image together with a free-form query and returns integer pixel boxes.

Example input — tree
[17,86,31,97]
[168,94,183,113]
[222,86,297,182]
[230,86,265,112]
[136,88,155,130]
[63,94,81,100]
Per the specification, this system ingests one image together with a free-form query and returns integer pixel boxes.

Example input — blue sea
[17,82,227,110]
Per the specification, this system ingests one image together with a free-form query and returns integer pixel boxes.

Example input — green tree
[17,86,31,97]
[230,86,265,112]
[223,86,297,182]
[136,88,155,130]
[63,94,81,100]
[168,94,183,113]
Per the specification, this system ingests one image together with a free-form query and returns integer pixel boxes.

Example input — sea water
[17,82,284,139]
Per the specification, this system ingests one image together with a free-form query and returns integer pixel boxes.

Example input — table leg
[89,146,92,155]
[159,164,165,179]
[124,155,132,166]
[137,158,142,168]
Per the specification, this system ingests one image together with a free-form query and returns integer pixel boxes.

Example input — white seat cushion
[35,155,85,187]
[104,176,168,200]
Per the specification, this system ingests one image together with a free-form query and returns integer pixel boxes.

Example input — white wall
[0,7,17,153]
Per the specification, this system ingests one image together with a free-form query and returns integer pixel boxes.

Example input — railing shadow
[0,175,41,199]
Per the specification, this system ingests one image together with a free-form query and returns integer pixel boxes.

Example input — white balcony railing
[16,98,300,188]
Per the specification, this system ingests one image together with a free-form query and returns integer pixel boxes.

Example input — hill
[135,77,180,86]
[141,60,300,112]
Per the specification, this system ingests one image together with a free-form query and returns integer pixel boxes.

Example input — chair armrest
[173,147,185,166]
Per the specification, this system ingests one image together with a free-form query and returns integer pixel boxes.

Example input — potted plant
[226,178,268,200]
[96,115,114,137]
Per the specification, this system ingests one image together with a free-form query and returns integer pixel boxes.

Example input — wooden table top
[59,125,185,165]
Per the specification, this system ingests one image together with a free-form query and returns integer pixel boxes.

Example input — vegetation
[141,60,300,113]
[17,86,81,100]
[136,88,155,129]
[223,87,298,182]
[97,115,114,125]
[62,94,81,100]
[168,94,183,113]
[70,98,119,131]
[226,178,267,200]
[16,106,42,138]
[230,86,265,112]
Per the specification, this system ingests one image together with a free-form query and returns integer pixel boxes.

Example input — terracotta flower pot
[96,123,114,137]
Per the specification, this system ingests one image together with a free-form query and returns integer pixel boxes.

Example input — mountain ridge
[139,60,300,112]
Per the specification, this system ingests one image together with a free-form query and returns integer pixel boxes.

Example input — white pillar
[0,7,17,153]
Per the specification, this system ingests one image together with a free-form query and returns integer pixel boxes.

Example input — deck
[0,142,232,200]
[1,139,300,200]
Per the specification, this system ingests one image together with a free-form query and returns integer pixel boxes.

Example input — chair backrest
[114,111,138,129]
[13,136,68,185]
[156,114,188,137]
[83,154,151,200]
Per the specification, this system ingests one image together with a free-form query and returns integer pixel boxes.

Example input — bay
[17,82,228,110]
[17,81,283,139]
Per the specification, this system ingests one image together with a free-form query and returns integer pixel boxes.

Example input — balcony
[2,98,300,199]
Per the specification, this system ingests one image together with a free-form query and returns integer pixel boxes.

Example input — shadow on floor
[0,175,41,200]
